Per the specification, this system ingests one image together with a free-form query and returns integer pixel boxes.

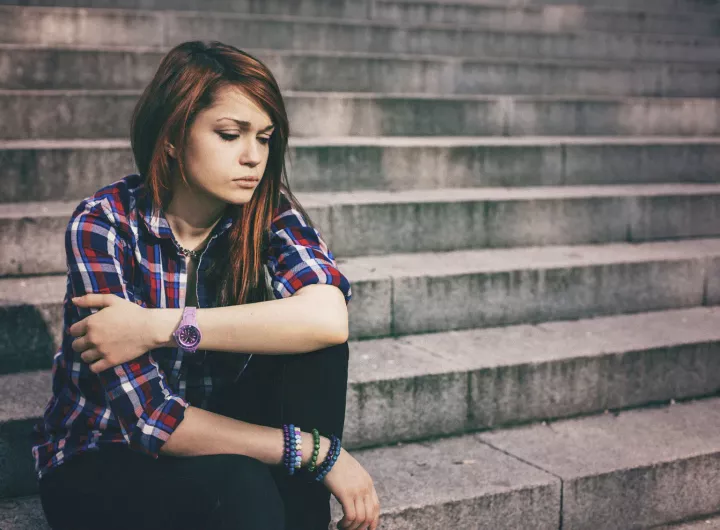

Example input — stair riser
[2,48,720,97]
[3,254,720,366]
[0,0,717,15]
[3,9,720,63]
[0,0,369,16]
[514,0,720,11]
[5,93,720,140]
[4,338,720,500]
[3,142,720,204]
[374,2,720,36]
[5,193,720,277]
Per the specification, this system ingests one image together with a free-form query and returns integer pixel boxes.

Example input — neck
[165,180,226,247]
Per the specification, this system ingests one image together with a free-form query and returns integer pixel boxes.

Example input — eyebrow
[216,118,275,132]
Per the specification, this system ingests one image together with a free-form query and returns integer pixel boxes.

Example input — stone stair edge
[5,3,720,42]
[3,0,720,19]
[3,42,719,69]
[5,136,720,150]
[4,182,720,220]
[5,88,720,103]
[3,237,720,293]
[3,304,720,420]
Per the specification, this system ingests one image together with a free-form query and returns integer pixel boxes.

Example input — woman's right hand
[322,448,381,530]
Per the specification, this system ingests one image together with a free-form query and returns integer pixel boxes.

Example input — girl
[31,40,380,530]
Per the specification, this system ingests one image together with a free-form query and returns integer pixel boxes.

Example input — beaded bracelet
[307,428,321,473]
[314,434,341,482]
[282,424,303,475]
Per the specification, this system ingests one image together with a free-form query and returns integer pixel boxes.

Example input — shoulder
[271,190,303,224]
[67,174,143,245]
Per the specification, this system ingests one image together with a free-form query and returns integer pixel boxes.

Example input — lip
[233,177,259,182]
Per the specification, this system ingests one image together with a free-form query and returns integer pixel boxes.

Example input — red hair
[130,40,314,308]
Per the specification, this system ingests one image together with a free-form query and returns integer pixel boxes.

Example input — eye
[217,132,238,142]
[258,137,270,145]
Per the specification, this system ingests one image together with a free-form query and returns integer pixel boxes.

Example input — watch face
[177,325,201,348]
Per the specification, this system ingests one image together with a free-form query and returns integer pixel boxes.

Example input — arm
[67,198,188,458]
[159,406,333,466]
[151,192,352,354]
[149,284,348,354]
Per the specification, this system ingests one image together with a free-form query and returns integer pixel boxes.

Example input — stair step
[2,136,719,204]
[511,0,720,12]
[5,90,720,140]
[373,0,720,36]
[0,0,717,16]
[3,6,720,63]
[2,45,719,96]
[0,496,49,530]
[4,236,720,368]
[3,307,720,501]
[333,396,720,529]
[5,183,720,276]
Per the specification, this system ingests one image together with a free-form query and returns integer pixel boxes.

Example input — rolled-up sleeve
[67,198,188,458]
[267,193,352,305]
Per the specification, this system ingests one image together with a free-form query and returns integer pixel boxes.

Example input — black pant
[39,341,350,530]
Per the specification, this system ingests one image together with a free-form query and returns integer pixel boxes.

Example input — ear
[166,144,176,159]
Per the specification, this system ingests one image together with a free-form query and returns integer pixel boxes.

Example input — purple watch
[173,306,202,353]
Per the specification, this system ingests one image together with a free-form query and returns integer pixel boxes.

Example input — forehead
[203,85,272,126]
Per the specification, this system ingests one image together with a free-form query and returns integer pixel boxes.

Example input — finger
[337,497,356,530]
[71,335,92,353]
[369,488,380,530]
[363,494,375,530]
[72,293,113,308]
[80,348,102,364]
[68,318,89,338]
[350,496,366,530]
[88,359,113,374]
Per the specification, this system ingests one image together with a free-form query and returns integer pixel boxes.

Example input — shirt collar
[136,184,235,241]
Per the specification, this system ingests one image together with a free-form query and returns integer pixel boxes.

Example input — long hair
[130,40,315,308]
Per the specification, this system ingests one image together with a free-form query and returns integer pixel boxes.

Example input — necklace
[176,243,202,260]
[174,233,212,260]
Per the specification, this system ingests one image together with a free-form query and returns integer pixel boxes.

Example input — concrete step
[334,396,720,529]
[4,236,720,360]
[2,307,720,500]
[0,497,48,530]
[3,498,718,530]
[5,184,720,277]
[505,0,720,12]
[0,0,718,17]
[4,7,720,64]
[655,515,720,529]
[3,137,719,204]
[3,388,720,528]
[6,90,720,140]
[2,46,720,97]
[372,1,720,36]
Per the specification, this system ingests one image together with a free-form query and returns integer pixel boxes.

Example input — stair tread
[3,3,720,43]
[2,42,717,68]
[3,305,720,424]
[3,237,720,300]
[4,136,720,151]
[4,183,720,219]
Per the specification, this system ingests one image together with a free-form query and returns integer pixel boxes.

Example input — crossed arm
[64,196,351,458]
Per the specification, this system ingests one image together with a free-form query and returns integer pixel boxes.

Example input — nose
[239,137,262,168]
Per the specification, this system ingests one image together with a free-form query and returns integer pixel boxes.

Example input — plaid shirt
[31,174,352,480]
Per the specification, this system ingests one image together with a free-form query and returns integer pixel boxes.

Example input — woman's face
[175,84,275,205]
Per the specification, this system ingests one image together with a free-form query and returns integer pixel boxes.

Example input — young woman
[31,40,380,530]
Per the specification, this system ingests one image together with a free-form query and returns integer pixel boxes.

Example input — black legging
[39,341,350,530]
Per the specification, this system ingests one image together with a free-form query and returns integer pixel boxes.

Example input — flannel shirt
[31,173,352,480]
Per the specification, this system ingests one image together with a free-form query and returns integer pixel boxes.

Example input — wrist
[149,308,183,348]
[302,433,330,468]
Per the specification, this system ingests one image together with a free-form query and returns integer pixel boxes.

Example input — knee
[212,454,285,528]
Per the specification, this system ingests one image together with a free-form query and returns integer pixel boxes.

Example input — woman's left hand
[69,294,157,374]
